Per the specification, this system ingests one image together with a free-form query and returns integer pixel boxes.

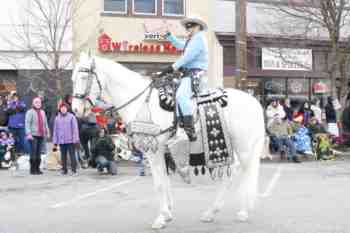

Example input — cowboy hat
[181,15,208,31]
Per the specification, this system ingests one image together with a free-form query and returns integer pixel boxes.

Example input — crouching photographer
[91,128,117,175]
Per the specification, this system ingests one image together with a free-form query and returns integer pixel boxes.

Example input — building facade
[73,0,223,87]
[215,0,350,106]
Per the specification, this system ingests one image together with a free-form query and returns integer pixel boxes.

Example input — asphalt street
[1,158,350,233]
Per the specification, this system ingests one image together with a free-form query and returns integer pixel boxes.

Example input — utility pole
[235,0,248,89]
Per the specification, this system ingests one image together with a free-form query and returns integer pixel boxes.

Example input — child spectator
[0,131,15,168]
[53,103,80,176]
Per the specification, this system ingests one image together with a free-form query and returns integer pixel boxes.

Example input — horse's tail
[236,135,264,211]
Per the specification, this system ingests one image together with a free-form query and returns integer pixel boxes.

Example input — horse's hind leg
[234,136,264,222]
[200,171,235,222]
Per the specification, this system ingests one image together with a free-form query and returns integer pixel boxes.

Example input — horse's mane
[93,56,151,87]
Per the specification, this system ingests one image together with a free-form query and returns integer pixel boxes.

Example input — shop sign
[98,33,182,54]
[262,48,312,71]
[313,81,328,94]
[144,32,164,41]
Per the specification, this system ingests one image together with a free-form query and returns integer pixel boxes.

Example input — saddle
[156,73,234,179]
[157,72,228,112]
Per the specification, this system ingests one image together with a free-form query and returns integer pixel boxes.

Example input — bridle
[73,67,103,107]
[73,64,176,136]
[73,64,155,114]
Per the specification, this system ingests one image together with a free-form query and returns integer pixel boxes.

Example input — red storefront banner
[98,33,182,54]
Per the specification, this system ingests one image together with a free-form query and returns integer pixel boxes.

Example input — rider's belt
[182,68,204,78]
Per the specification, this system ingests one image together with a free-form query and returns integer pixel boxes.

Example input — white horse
[71,53,266,229]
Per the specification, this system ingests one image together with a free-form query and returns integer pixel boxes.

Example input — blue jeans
[176,77,193,116]
[132,150,145,175]
[95,156,117,175]
[59,144,77,173]
[276,136,296,159]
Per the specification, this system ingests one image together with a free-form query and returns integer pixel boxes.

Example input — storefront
[218,34,333,107]
[73,0,223,87]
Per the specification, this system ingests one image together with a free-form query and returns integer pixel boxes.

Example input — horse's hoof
[152,215,167,229]
[200,211,215,223]
[236,210,249,222]
[163,212,173,222]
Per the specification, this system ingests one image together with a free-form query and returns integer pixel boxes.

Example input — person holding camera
[53,103,80,176]
[6,91,27,155]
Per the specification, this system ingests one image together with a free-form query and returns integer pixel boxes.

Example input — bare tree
[260,0,350,102]
[0,0,98,96]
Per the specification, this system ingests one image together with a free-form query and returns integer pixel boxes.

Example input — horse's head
[71,53,103,118]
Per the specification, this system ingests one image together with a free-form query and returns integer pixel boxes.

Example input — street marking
[260,165,282,198]
[50,177,139,209]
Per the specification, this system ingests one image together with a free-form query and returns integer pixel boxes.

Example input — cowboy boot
[182,116,197,142]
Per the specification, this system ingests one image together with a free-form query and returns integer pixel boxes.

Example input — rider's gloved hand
[159,65,174,77]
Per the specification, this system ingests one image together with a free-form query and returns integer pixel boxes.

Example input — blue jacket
[7,100,26,129]
[166,31,208,71]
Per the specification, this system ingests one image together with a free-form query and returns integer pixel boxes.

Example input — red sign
[313,81,328,94]
[97,33,182,54]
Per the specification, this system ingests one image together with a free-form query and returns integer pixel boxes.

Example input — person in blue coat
[160,15,209,141]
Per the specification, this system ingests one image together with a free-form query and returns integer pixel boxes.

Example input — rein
[74,65,174,136]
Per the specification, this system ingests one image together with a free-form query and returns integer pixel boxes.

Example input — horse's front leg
[147,148,173,229]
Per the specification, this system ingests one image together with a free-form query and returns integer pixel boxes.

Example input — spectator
[0,130,15,168]
[38,90,53,123]
[115,115,126,134]
[266,99,286,128]
[63,94,74,114]
[290,117,313,156]
[268,117,301,163]
[79,111,99,161]
[325,96,339,137]
[130,143,146,176]
[341,100,350,133]
[280,98,293,121]
[25,97,50,175]
[91,128,117,175]
[310,99,322,124]
[300,101,313,125]
[53,103,80,176]
[0,96,8,129]
[6,92,26,155]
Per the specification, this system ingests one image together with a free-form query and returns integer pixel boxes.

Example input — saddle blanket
[167,100,234,177]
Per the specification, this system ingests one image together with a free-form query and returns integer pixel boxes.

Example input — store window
[287,78,309,100]
[104,0,127,13]
[133,0,156,15]
[163,0,184,16]
[264,78,286,101]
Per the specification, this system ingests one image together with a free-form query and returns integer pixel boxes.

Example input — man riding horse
[160,15,208,142]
